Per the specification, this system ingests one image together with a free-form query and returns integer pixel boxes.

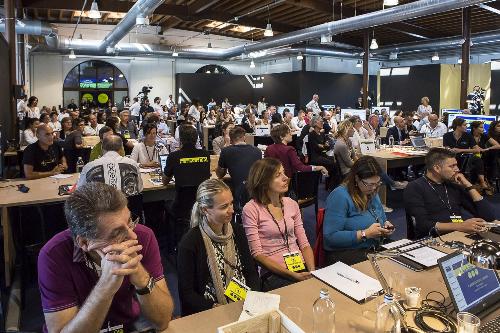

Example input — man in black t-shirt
[163,124,211,189]
[404,148,494,239]
[217,126,261,208]
[23,124,67,179]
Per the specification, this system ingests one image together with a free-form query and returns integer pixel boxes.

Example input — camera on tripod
[137,85,153,105]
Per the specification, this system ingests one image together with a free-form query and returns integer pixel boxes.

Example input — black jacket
[177,222,260,316]
[386,125,408,143]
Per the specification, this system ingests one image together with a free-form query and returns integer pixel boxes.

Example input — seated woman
[130,123,168,168]
[470,121,500,195]
[308,116,336,187]
[21,118,39,146]
[323,156,395,266]
[486,121,500,180]
[243,158,315,291]
[178,179,260,316]
[265,124,328,178]
[213,122,234,155]
[333,120,356,177]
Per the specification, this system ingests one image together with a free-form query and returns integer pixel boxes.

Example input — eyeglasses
[360,179,383,188]
[97,215,140,243]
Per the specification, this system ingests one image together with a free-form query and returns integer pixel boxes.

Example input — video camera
[137,85,153,105]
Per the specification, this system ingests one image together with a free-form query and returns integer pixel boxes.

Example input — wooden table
[82,135,100,148]
[202,125,215,151]
[364,148,427,204]
[165,232,499,333]
[0,173,173,286]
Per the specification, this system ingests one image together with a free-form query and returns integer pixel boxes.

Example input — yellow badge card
[283,251,306,272]
[123,133,131,139]
[224,277,249,302]
[450,215,464,223]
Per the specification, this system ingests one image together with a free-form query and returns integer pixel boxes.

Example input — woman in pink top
[242,158,315,291]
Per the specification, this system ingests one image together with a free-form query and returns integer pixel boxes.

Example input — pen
[405,253,416,258]
[337,272,360,284]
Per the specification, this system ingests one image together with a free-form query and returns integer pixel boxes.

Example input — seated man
[419,113,447,138]
[404,147,494,239]
[90,126,125,162]
[216,126,262,209]
[78,135,143,197]
[119,110,138,139]
[38,182,173,333]
[83,113,103,136]
[386,116,410,145]
[23,124,67,179]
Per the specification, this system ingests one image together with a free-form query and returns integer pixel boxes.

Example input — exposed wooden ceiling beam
[284,0,332,13]
[188,0,221,14]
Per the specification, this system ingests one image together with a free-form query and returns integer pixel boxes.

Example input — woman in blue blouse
[323,156,395,265]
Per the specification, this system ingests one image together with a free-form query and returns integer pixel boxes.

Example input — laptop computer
[410,136,428,150]
[159,154,168,174]
[438,251,500,318]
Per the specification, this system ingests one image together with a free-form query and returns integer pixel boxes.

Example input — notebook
[382,239,448,271]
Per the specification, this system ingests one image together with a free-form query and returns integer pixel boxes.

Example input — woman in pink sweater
[242,158,315,291]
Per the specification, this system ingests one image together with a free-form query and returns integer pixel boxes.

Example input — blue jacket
[323,185,387,250]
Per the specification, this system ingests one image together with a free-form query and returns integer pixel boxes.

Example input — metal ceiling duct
[0,19,58,47]
[98,0,165,52]
[373,29,500,56]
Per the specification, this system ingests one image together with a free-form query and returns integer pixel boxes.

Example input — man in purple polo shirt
[38,182,173,333]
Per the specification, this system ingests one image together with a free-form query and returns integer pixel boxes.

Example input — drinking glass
[457,312,480,333]
[362,289,380,320]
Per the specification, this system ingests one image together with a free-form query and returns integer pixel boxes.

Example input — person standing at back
[306,94,320,116]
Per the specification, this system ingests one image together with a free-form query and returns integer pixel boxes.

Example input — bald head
[102,135,123,153]
[394,116,405,129]
[36,124,55,146]
[428,113,439,128]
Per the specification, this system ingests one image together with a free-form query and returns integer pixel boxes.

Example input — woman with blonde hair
[323,156,395,265]
[417,96,432,120]
[178,179,260,316]
[333,120,356,176]
[243,158,314,290]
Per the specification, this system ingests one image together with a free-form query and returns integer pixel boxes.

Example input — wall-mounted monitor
[440,108,462,117]
[447,114,497,133]
[80,79,97,89]
[341,108,367,121]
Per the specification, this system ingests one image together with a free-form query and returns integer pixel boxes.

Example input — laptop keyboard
[480,316,500,333]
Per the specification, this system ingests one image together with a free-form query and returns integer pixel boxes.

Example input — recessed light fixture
[69,49,76,59]
[172,50,178,57]
[88,0,101,19]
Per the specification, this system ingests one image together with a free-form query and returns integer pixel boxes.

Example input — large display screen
[80,79,96,89]
[447,114,497,133]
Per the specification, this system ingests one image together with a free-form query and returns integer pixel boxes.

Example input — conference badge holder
[224,277,249,302]
[283,251,306,272]
[450,214,464,223]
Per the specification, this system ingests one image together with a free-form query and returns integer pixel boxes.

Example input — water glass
[457,312,480,333]
[362,289,380,320]
[388,272,406,300]
[283,306,302,325]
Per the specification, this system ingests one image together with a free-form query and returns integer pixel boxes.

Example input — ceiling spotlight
[88,0,101,19]
[69,49,76,59]
[297,52,303,60]
[432,52,440,61]
[250,60,256,68]
[356,60,362,68]
[383,0,399,6]
[172,50,178,57]
[458,58,463,64]
[118,74,124,78]
[370,38,378,50]
[264,23,273,37]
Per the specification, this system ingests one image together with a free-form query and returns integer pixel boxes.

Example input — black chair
[166,185,198,252]
[405,213,417,240]
[233,182,250,224]
[17,150,24,178]
[127,193,145,224]
[290,171,322,219]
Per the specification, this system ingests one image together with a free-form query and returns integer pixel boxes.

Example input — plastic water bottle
[375,294,401,333]
[313,288,336,333]
[376,137,381,150]
[388,135,395,148]
[76,157,85,173]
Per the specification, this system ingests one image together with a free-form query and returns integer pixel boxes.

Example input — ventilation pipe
[0,19,58,47]
[98,0,165,52]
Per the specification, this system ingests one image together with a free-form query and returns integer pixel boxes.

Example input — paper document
[140,168,157,173]
[312,262,382,302]
[49,174,73,179]
[382,239,447,267]
[238,291,280,321]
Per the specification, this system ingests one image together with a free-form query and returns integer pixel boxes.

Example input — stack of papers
[312,262,382,302]
[50,174,73,179]
[238,291,280,321]
[382,239,447,267]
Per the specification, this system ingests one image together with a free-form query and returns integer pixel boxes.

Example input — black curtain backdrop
[380,64,440,113]
[176,71,377,113]
[0,35,14,143]
[490,70,500,116]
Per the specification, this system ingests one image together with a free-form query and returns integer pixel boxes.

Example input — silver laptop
[410,136,427,150]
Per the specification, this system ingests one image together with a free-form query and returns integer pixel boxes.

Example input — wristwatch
[136,276,155,295]
[361,230,368,242]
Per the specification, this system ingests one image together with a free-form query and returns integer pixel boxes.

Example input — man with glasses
[84,114,103,136]
[404,148,494,239]
[38,182,174,333]
[23,124,67,179]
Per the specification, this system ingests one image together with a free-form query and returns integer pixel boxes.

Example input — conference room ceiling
[19,0,500,48]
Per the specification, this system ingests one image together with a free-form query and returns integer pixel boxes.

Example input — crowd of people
[10,92,500,332]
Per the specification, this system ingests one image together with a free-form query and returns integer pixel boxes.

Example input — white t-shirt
[420,122,448,138]
[129,102,141,117]
[49,121,61,132]
[21,129,38,146]
[257,102,267,115]
[27,107,40,119]
[291,117,306,132]
[166,98,175,110]
[58,112,69,122]
[417,104,432,119]
[306,100,320,115]
[83,124,104,136]
[130,142,168,165]
[188,105,200,122]
[153,103,163,116]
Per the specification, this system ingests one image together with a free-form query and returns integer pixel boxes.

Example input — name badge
[450,215,464,223]
[224,277,249,302]
[283,251,306,272]
[99,324,124,333]
[123,133,131,139]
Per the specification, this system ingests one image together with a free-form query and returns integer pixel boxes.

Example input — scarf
[200,218,237,305]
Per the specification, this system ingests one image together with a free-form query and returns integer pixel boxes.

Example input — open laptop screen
[439,252,500,314]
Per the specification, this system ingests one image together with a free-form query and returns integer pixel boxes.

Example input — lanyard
[424,176,455,215]
[213,242,237,270]
[266,203,290,252]
[145,144,157,162]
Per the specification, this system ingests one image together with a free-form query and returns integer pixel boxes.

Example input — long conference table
[0,155,222,287]
[164,232,499,333]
